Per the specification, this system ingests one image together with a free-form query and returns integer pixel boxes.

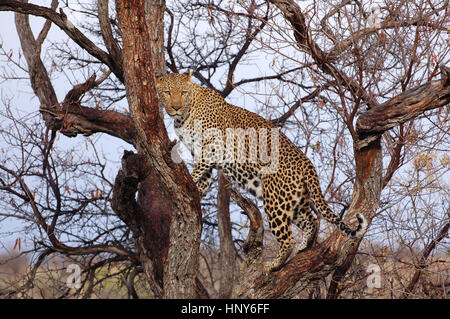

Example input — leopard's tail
[305,169,368,238]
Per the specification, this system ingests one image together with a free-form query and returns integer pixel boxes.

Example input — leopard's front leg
[191,161,214,198]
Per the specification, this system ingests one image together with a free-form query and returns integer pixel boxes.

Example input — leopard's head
[156,72,193,117]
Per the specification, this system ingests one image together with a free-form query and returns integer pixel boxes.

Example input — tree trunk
[115,0,203,298]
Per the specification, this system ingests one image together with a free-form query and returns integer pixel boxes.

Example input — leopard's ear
[154,76,161,89]
[184,70,192,81]
[155,72,166,79]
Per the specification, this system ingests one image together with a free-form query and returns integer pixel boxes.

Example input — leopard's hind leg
[292,203,318,253]
[262,181,296,273]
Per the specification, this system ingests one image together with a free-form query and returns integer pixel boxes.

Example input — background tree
[0,0,448,298]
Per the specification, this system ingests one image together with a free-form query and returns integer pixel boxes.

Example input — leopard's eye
[181,91,188,96]
[163,90,171,96]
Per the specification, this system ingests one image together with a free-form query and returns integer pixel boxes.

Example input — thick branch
[228,187,264,264]
[40,104,136,145]
[356,65,450,149]
[97,0,123,76]
[229,186,265,298]
[14,4,58,112]
[240,232,359,298]
[111,151,165,298]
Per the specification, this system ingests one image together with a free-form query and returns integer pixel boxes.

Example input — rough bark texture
[111,151,166,297]
[13,0,58,127]
[115,0,203,299]
[40,103,137,144]
[217,172,236,298]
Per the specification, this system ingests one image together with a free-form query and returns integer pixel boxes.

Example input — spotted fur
[156,73,367,273]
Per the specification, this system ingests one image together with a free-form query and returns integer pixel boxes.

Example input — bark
[14,0,58,125]
[217,172,236,298]
[115,0,202,299]
[227,184,264,268]
[97,0,123,76]
[228,187,265,298]
[40,104,136,144]
[41,72,136,143]
[111,151,165,297]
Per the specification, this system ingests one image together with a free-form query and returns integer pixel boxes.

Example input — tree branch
[356,64,450,149]
[326,4,449,60]
[268,0,379,109]
[222,3,269,98]
[269,86,323,126]
[217,172,236,298]
[238,231,360,298]
[1,0,124,82]
[39,105,136,145]
[97,0,123,76]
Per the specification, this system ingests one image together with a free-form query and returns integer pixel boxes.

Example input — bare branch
[39,105,136,144]
[97,0,123,76]
[327,3,449,60]
[269,0,379,109]
[269,86,323,126]
[356,65,450,149]
[1,0,124,82]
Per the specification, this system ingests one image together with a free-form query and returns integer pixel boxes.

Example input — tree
[0,0,448,299]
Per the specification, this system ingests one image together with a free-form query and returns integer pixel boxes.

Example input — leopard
[156,72,368,273]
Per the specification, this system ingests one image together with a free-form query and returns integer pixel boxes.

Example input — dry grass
[1,246,448,299]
